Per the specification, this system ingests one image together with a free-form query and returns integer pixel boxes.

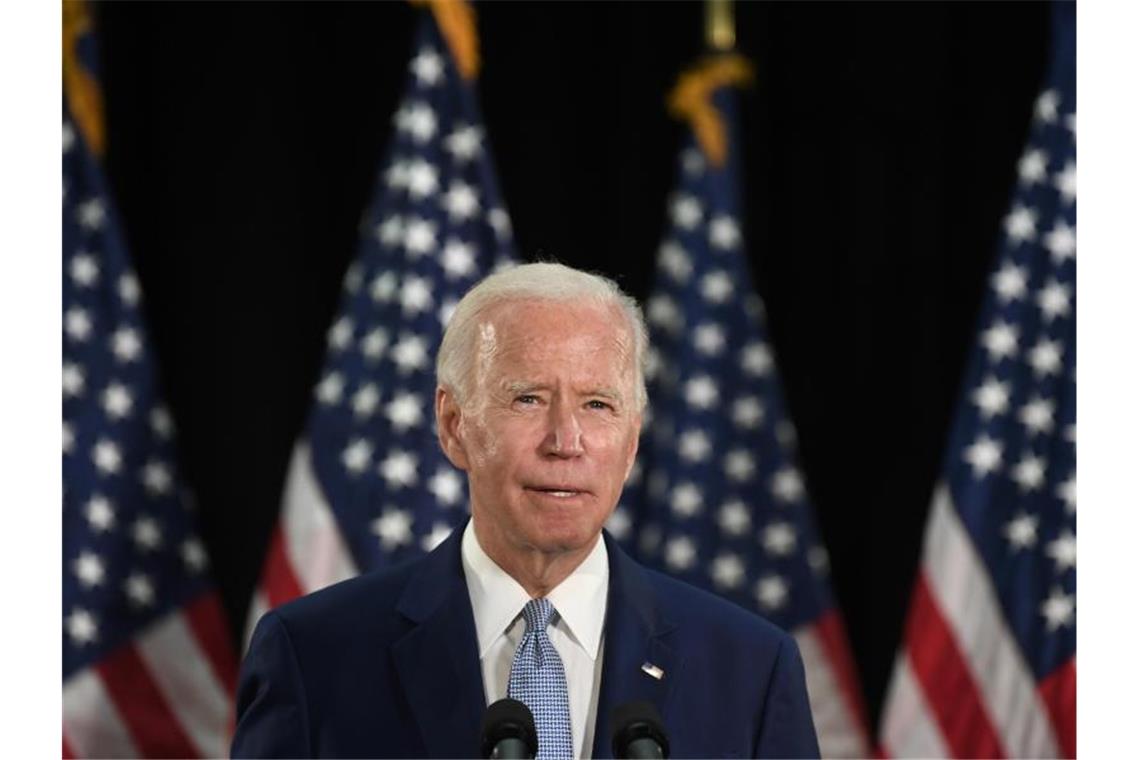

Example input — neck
[472,519,599,598]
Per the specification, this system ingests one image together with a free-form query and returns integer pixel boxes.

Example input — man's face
[437,299,642,562]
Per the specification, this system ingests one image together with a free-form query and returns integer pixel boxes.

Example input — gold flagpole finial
[705,0,735,53]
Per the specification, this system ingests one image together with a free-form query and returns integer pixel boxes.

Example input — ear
[436,386,471,471]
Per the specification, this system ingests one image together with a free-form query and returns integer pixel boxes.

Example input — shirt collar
[461,520,610,661]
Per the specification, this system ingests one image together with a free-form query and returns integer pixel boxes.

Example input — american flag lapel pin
[641,662,665,680]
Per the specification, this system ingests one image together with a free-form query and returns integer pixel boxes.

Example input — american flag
[878,5,1075,758]
[62,3,236,757]
[609,55,871,757]
[247,5,516,633]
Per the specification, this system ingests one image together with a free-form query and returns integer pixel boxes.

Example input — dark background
[94,1,1051,730]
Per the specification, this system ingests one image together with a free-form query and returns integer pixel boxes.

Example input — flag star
[709,215,741,250]
[1044,220,1076,264]
[678,429,712,463]
[77,198,106,230]
[710,553,746,590]
[1003,205,1037,244]
[63,121,75,152]
[111,326,143,362]
[606,507,632,540]
[761,521,798,557]
[658,241,693,283]
[410,47,444,85]
[377,214,404,246]
[1040,587,1075,631]
[351,383,380,418]
[62,421,75,454]
[700,270,734,303]
[379,449,419,488]
[731,397,765,430]
[488,208,512,240]
[328,317,353,351]
[991,263,1028,302]
[638,524,663,555]
[402,103,437,143]
[180,538,208,572]
[808,545,830,575]
[65,307,93,342]
[670,482,704,517]
[125,573,156,607]
[681,148,705,176]
[723,450,756,482]
[1064,111,1076,136]
[141,460,173,496]
[438,297,459,328]
[1028,338,1063,377]
[1017,149,1048,185]
[980,320,1019,362]
[70,253,99,286]
[1045,530,1076,573]
[404,217,439,256]
[85,495,115,532]
[421,522,454,552]
[693,323,726,356]
[102,383,133,420]
[1057,473,1076,514]
[73,551,105,588]
[754,574,789,611]
[670,194,703,230]
[1004,512,1038,550]
[444,124,483,161]
[342,438,373,474]
[1054,160,1076,205]
[391,334,430,373]
[62,362,85,398]
[663,535,698,571]
[371,271,398,303]
[1037,279,1072,322]
[93,438,122,475]
[315,372,345,405]
[429,467,464,506]
[386,392,424,432]
[441,181,480,221]
[360,327,389,361]
[371,508,414,550]
[405,160,439,199]
[740,342,773,377]
[441,239,477,279]
[717,500,751,536]
[385,159,409,190]
[118,273,141,306]
[684,375,719,410]
[1035,89,1060,123]
[1012,454,1046,492]
[66,608,98,646]
[132,517,163,551]
[971,376,1011,419]
[1018,396,1055,436]
[771,467,805,503]
[400,277,434,316]
[342,262,363,294]
[150,407,175,439]
[646,294,684,335]
[963,434,1002,477]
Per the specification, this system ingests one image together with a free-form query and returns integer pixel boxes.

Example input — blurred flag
[878,5,1075,758]
[246,1,516,634]
[611,55,870,757]
[62,2,236,757]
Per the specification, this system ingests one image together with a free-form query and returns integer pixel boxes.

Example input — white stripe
[923,484,1060,758]
[135,612,232,758]
[281,440,358,593]
[879,653,951,758]
[243,591,270,654]
[63,668,141,758]
[793,625,868,758]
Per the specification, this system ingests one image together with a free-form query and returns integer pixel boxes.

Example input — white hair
[436,262,648,411]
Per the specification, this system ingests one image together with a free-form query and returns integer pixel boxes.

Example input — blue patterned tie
[508,598,574,760]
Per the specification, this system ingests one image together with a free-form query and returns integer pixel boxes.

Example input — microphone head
[611,700,670,759]
[480,698,538,759]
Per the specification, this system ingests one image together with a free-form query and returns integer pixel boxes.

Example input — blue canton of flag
[879,5,1075,757]
[250,8,516,622]
[62,3,235,756]
[610,57,869,757]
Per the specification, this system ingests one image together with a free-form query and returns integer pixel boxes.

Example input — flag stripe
[185,592,239,697]
[794,620,868,758]
[1038,658,1076,758]
[879,654,952,759]
[96,641,199,758]
[263,523,307,608]
[281,440,358,593]
[812,609,869,733]
[243,591,271,653]
[136,607,234,757]
[925,485,1061,757]
[63,668,141,759]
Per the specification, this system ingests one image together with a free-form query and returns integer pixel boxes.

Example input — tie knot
[522,597,555,634]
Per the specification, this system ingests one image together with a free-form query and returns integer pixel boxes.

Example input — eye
[515,394,540,405]
[586,399,614,411]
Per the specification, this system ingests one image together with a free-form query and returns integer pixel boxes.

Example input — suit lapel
[391,526,486,758]
[591,534,682,759]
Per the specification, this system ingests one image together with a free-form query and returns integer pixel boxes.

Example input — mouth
[525,486,589,499]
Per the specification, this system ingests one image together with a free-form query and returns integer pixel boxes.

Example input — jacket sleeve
[230,611,312,758]
[754,633,821,759]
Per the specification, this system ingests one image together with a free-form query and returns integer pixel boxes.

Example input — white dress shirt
[461,521,609,759]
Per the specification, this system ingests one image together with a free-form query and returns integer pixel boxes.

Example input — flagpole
[705,0,735,52]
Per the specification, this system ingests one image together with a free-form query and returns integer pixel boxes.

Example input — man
[232,263,820,758]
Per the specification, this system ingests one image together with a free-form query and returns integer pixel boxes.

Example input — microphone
[611,700,670,759]
[480,698,538,759]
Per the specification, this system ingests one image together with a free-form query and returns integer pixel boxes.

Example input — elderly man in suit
[232,262,820,758]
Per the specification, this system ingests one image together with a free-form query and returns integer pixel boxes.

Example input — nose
[540,398,584,458]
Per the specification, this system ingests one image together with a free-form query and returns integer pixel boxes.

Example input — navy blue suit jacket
[232,526,819,758]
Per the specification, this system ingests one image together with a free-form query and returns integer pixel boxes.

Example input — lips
[526,485,589,498]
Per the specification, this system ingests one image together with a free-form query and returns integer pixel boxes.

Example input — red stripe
[813,609,871,739]
[185,592,239,697]
[96,642,200,758]
[62,731,76,759]
[1038,657,1076,758]
[262,522,305,608]
[905,573,1006,758]
[872,744,890,759]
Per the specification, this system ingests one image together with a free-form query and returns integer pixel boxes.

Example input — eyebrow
[503,381,625,402]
